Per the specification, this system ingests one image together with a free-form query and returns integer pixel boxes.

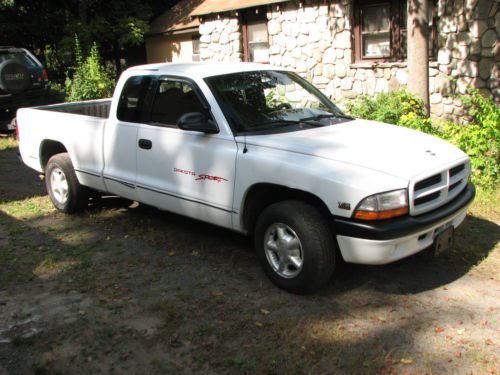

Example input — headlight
[353,189,408,220]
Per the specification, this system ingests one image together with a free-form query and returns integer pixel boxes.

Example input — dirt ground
[0,138,499,374]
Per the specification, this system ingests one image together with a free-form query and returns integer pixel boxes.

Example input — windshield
[205,70,351,135]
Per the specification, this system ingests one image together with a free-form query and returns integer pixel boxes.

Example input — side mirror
[177,112,218,134]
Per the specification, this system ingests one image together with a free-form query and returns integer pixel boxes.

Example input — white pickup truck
[17,62,475,293]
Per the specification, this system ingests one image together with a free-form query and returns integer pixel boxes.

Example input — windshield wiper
[252,119,323,130]
[258,119,301,126]
[300,113,354,122]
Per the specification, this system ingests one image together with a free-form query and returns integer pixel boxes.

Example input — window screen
[354,0,437,62]
[248,22,269,63]
[192,36,200,62]
[361,4,391,58]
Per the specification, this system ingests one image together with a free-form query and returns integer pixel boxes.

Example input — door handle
[138,139,152,150]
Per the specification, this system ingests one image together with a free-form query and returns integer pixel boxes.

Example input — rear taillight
[15,118,19,141]
[42,68,48,81]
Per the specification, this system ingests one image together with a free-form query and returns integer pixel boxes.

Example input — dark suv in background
[0,46,49,132]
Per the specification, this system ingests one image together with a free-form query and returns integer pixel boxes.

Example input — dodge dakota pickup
[17,62,475,293]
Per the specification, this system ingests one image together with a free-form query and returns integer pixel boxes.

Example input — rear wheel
[45,153,89,213]
[254,200,336,294]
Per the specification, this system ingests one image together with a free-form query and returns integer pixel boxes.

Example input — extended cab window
[117,75,152,123]
[149,79,209,127]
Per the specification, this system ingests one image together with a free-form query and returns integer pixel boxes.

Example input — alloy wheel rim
[264,223,304,278]
[50,167,69,205]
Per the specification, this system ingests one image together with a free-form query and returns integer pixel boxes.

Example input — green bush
[345,89,500,189]
[345,90,426,124]
[441,90,499,189]
[65,36,115,102]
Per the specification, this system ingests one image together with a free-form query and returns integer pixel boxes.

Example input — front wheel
[254,200,336,294]
[45,153,89,213]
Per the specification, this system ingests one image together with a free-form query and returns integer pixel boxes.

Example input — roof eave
[146,25,199,37]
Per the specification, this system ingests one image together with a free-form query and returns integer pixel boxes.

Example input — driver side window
[149,80,209,127]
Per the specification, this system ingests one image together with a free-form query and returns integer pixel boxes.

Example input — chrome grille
[409,161,470,216]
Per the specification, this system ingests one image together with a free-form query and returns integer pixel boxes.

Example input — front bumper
[333,183,475,265]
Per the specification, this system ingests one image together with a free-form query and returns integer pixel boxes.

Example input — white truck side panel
[135,124,237,228]
[17,107,107,191]
[101,119,139,201]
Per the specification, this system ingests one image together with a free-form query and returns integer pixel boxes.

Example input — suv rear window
[0,52,38,67]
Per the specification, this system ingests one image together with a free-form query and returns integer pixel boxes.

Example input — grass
[469,188,500,221]
[33,255,80,280]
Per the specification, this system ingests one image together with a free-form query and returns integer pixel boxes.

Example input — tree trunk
[407,0,430,115]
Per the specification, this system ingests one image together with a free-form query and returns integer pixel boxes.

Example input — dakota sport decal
[195,174,228,183]
[174,168,228,183]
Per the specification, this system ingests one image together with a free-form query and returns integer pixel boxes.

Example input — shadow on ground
[106,199,499,296]
[0,146,45,203]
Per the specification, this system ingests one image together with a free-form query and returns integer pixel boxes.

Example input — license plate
[433,227,454,255]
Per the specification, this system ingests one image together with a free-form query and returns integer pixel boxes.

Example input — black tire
[0,61,31,94]
[254,200,336,294]
[45,153,89,213]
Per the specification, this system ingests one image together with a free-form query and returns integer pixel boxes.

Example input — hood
[240,119,468,180]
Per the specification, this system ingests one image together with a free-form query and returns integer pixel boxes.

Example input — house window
[361,4,391,58]
[192,35,200,61]
[242,8,269,63]
[354,0,436,62]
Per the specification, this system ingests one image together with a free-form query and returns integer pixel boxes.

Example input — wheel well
[40,140,67,170]
[241,183,332,234]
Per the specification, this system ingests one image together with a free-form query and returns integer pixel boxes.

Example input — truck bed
[43,99,111,119]
[17,99,110,193]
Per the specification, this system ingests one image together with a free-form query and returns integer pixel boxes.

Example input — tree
[0,0,168,78]
[0,0,13,8]
[407,0,430,115]
[63,0,152,76]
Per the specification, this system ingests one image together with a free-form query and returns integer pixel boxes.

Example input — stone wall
[433,0,499,119]
[199,16,243,62]
[197,0,499,122]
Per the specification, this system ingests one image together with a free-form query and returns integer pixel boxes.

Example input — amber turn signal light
[353,206,408,220]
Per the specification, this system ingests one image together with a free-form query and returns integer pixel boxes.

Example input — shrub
[65,36,115,102]
[345,90,426,125]
[441,90,499,189]
[398,112,444,137]
[345,89,499,189]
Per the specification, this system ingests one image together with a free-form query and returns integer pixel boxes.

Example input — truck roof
[126,62,289,79]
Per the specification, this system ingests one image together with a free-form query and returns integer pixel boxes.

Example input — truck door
[102,75,153,201]
[135,77,237,229]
